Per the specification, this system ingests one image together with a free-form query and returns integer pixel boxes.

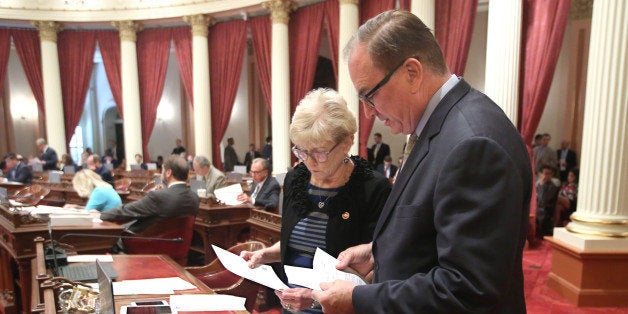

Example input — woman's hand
[276,288,317,312]
[240,243,280,268]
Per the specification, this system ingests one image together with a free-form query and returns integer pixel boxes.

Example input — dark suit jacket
[370,142,390,168]
[100,183,199,233]
[7,162,32,184]
[376,163,398,179]
[40,147,58,170]
[95,165,114,186]
[223,145,239,172]
[557,149,577,170]
[243,151,261,173]
[353,79,532,313]
[250,177,280,210]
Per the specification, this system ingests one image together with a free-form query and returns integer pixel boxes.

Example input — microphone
[57,233,184,243]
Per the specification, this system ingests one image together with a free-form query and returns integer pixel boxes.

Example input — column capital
[339,0,359,5]
[183,14,216,37]
[262,0,297,25]
[31,21,62,42]
[112,20,143,42]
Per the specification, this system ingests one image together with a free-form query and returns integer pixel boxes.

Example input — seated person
[536,165,559,238]
[60,154,81,172]
[87,154,114,186]
[554,168,578,227]
[96,156,199,234]
[192,155,227,199]
[134,153,148,170]
[237,158,280,211]
[3,152,32,184]
[65,169,122,212]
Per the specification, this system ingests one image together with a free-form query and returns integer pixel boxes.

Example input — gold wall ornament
[339,0,359,5]
[570,0,593,20]
[112,20,143,42]
[183,14,216,37]
[262,0,297,25]
[32,21,62,42]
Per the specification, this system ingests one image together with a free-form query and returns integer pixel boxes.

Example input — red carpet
[254,240,628,313]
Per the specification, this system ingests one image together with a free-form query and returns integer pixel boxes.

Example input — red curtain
[249,16,272,115]
[172,27,194,107]
[58,31,97,146]
[324,0,339,81]
[358,0,396,157]
[0,30,10,98]
[97,31,123,118]
[209,21,247,170]
[518,0,571,230]
[399,0,411,10]
[289,2,325,113]
[435,0,478,76]
[137,28,172,162]
[11,29,45,118]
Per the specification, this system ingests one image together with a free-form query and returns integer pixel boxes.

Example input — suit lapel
[373,79,472,238]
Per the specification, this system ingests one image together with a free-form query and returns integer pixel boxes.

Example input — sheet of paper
[169,294,246,313]
[212,245,288,290]
[25,205,89,215]
[113,277,196,295]
[214,183,244,205]
[284,248,367,291]
[67,255,114,263]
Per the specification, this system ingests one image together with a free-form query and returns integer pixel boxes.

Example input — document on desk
[214,183,244,205]
[284,248,367,291]
[212,245,288,290]
[169,294,246,313]
[113,277,196,295]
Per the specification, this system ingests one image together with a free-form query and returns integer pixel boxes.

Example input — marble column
[32,21,67,155]
[411,0,435,31]
[559,0,628,242]
[484,0,522,124]
[112,21,143,170]
[263,0,296,174]
[338,0,359,155]
[184,14,215,161]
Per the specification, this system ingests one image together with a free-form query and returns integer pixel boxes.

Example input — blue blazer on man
[250,177,280,211]
[353,79,532,313]
[40,147,58,170]
[8,162,32,184]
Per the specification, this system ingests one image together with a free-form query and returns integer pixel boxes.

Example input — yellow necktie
[394,133,419,181]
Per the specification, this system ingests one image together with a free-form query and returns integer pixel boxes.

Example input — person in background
[243,144,262,173]
[240,88,391,313]
[533,133,543,148]
[156,155,164,170]
[172,138,186,156]
[35,138,58,171]
[3,153,32,184]
[536,165,559,238]
[79,151,90,169]
[223,137,240,172]
[554,168,578,227]
[376,155,397,180]
[533,133,558,173]
[370,132,390,169]
[557,140,577,183]
[87,154,114,186]
[261,136,273,168]
[134,154,148,170]
[312,10,532,313]
[60,154,80,172]
[237,158,280,211]
[193,155,227,199]
[65,169,122,212]
[97,156,199,234]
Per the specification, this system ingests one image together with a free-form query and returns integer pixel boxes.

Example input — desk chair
[122,215,196,266]
[12,184,51,206]
[114,178,132,192]
[185,241,266,311]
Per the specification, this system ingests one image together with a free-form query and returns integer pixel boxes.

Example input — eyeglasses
[358,58,410,108]
[250,170,266,175]
[292,142,340,163]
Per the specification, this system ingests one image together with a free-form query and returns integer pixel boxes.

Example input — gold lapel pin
[342,212,350,220]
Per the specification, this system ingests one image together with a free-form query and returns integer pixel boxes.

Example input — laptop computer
[48,171,62,183]
[189,179,205,193]
[130,164,142,171]
[146,163,157,170]
[97,259,115,314]
[63,165,76,174]
[31,163,43,172]
[59,261,118,283]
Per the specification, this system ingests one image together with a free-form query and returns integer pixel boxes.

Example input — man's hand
[311,280,356,314]
[336,242,374,277]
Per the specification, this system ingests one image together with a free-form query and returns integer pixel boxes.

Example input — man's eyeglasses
[292,142,340,163]
[250,170,266,175]
[359,58,409,108]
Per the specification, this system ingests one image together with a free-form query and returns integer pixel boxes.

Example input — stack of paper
[214,184,244,206]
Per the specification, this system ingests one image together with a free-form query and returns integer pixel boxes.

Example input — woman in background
[65,169,122,212]
[554,168,578,227]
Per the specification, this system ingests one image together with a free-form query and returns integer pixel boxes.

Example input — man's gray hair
[252,158,270,170]
[194,155,211,168]
[35,138,46,145]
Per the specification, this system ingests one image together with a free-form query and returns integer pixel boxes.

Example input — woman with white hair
[65,169,122,212]
[240,88,391,313]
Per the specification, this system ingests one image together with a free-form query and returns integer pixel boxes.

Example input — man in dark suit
[223,137,240,172]
[370,132,390,169]
[313,10,532,313]
[237,158,280,211]
[375,155,397,180]
[86,154,114,186]
[35,138,58,170]
[3,153,32,184]
[557,140,577,182]
[98,155,199,234]
[243,144,262,173]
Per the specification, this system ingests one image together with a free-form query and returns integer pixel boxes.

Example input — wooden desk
[247,208,281,247]
[0,205,124,314]
[0,181,26,196]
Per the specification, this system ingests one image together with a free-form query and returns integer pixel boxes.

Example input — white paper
[169,294,246,312]
[284,248,367,291]
[113,277,196,295]
[212,245,288,290]
[26,205,89,215]
[67,255,114,263]
[214,183,244,205]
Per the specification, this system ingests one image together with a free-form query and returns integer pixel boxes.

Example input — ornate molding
[262,0,297,25]
[112,20,143,42]
[183,14,215,37]
[570,0,593,20]
[31,21,62,42]
[339,0,359,5]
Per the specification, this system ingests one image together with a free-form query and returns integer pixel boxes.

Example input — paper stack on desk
[213,184,244,205]
[49,213,93,226]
